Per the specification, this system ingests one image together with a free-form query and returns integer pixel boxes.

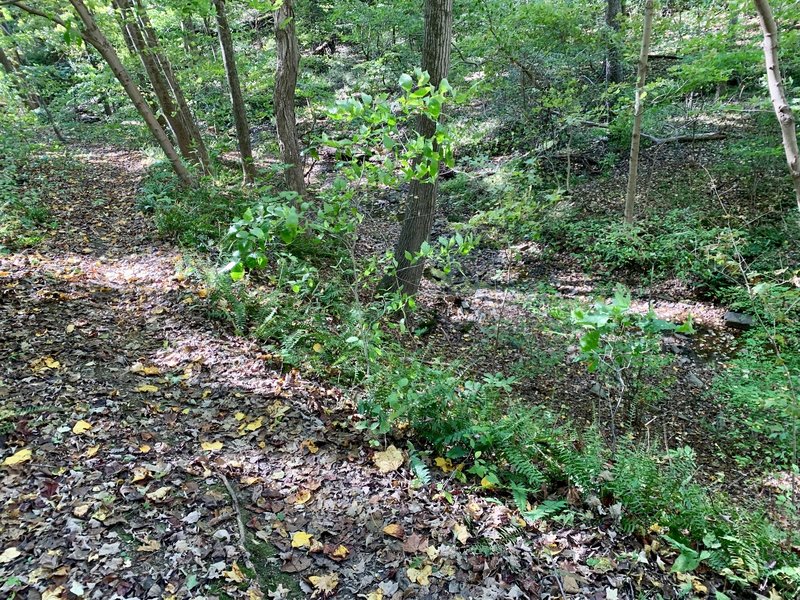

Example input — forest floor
[0,147,763,600]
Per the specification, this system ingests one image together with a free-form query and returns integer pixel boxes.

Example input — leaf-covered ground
[1,148,724,599]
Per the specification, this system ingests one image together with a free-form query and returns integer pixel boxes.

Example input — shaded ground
[0,147,732,599]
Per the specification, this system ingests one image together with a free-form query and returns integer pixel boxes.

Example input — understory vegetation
[3,0,800,597]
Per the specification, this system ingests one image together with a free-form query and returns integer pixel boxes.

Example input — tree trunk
[134,0,211,174]
[623,0,654,224]
[67,0,194,186]
[212,0,256,184]
[384,0,453,296]
[754,0,800,211]
[274,0,306,196]
[113,0,198,165]
[605,0,624,84]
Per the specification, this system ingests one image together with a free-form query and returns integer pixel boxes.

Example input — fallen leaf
[130,362,161,375]
[73,504,90,518]
[291,531,313,548]
[309,573,339,593]
[245,417,263,432]
[403,533,429,554]
[135,384,159,393]
[146,486,171,502]
[366,590,384,600]
[201,440,224,451]
[407,564,432,586]
[137,539,161,552]
[562,575,580,594]
[0,547,21,563]
[41,586,65,600]
[293,489,312,505]
[65,323,75,333]
[373,445,403,473]
[453,523,471,545]
[85,445,100,458]
[434,456,454,472]
[72,420,92,435]
[312,343,323,353]
[2,448,32,467]
[235,412,247,421]
[224,562,245,583]
[382,523,405,539]
[301,439,319,454]
[326,544,349,561]
[139,444,152,453]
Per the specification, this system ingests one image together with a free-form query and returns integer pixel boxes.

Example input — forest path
[0,148,680,599]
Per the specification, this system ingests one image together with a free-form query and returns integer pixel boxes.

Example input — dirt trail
[1,148,695,599]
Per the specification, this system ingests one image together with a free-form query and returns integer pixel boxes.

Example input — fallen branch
[576,119,725,144]
[218,472,255,571]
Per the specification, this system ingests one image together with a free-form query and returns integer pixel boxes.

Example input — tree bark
[213,0,256,184]
[605,0,624,84]
[754,0,800,211]
[384,0,453,296]
[274,0,306,196]
[66,0,194,186]
[134,0,211,174]
[113,0,198,165]
[623,0,654,224]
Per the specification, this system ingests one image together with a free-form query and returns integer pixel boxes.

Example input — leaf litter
[0,147,718,598]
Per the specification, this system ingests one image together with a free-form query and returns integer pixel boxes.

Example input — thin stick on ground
[219,472,255,570]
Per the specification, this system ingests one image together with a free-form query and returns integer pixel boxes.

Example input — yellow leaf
[302,439,319,454]
[72,420,92,435]
[85,445,100,458]
[382,523,404,539]
[235,412,247,421]
[2,448,32,467]
[0,547,21,563]
[41,586,65,600]
[73,504,90,518]
[245,417,263,432]
[291,531,313,548]
[139,444,152,454]
[201,441,224,451]
[294,489,312,505]
[309,573,339,593]
[366,590,384,600]
[480,476,497,490]
[146,486,171,502]
[130,363,161,376]
[135,384,159,393]
[137,539,161,552]
[223,562,245,583]
[331,545,349,559]
[65,323,75,333]
[373,445,404,473]
[434,457,453,473]
[407,564,432,586]
[453,523,471,545]
[131,466,150,483]
[312,343,323,353]
[197,288,208,299]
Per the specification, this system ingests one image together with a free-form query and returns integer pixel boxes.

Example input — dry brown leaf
[382,523,405,539]
[373,445,403,473]
[224,562,245,583]
[402,533,429,554]
[136,539,161,552]
[293,489,312,505]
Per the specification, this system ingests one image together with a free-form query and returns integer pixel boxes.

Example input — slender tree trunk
[134,0,211,174]
[754,0,800,211]
[623,0,654,224]
[384,0,454,296]
[67,0,194,186]
[0,44,36,109]
[274,0,306,196]
[113,0,198,165]
[605,0,624,84]
[212,0,256,184]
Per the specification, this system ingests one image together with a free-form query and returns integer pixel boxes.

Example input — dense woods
[1,0,800,598]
